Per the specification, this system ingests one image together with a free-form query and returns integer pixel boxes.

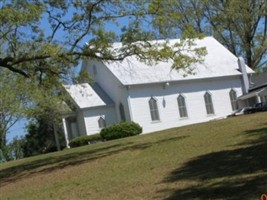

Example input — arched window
[177,95,188,118]
[204,92,214,115]
[229,89,238,111]
[119,103,126,121]
[98,117,106,129]
[149,97,160,121]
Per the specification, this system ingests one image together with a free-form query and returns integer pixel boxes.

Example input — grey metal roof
[64,83,114,109]
[238,88,267,100]
[249,72,267,91]
[103,37,254,85]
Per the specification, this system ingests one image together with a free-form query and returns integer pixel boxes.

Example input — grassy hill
[0,112,267,200]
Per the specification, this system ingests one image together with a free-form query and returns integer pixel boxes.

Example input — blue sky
[7,119,27,142]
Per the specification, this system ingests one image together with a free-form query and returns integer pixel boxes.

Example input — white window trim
[229,89,238,111]
[149,97,161,122]
[204,91,215,115]
[98,116,106,129]
[177,94,189,119]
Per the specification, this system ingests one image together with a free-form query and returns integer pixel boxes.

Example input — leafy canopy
[0,0,205,83]
[151,0,267,70]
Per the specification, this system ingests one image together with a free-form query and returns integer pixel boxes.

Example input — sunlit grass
[0,112,266,200]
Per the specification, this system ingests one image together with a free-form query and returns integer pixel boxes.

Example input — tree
[23,112,66,157]
[0,69,28,153]
[6,136,25,160]
[0,148,6,163]
[0,67,69,155]
[151,0,267,70]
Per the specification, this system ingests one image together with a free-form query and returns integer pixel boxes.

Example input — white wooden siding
[83,59,131,121]
[83,106,117,135]
[128,76,243,133]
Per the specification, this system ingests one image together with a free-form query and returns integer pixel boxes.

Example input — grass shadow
[0,135,188,187]
[159,124,267,199]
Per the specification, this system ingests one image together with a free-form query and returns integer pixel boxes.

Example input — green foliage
[22,115,66,157]
[73,70,93,84]
[0,69,67,153]
[6,136,26,160]
[0,70,28,150]
[0,0,206,80]
[100,121,142,141]
[69,134,103,148]
[151,0,267,70]
[0,148,6,163]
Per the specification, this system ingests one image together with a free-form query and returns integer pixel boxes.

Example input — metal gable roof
[102,37,254,85]
[64,83,113,109]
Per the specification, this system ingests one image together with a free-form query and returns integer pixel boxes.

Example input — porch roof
[238,87,267,100]
[64,83,114,109]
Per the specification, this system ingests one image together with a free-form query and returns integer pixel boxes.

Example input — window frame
[149,97,160,121]
[177,94,188,118]
[229,89,238,111]
[98,116,106,129]
[204,92,215,115]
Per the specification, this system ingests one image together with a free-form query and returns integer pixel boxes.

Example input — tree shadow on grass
[159,125,267,200]
[0,135,188,187]
[0,143,126,185]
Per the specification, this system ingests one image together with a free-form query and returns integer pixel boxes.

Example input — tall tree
[151,0,267,70]
[205,0,267,70]
[6,136,25,160]
[0,69,28,152]
[23,112,66,157]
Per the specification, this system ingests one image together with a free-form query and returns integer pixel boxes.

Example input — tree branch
[0,57,29,77]
[70,0,105,52]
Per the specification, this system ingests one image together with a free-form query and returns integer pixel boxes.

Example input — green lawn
[1,112,267,200]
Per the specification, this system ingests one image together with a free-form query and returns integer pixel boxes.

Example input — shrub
[69,134,103,148]
[100,121,142,141]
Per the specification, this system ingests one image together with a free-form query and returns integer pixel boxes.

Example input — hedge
[69,134,103,148]
[100,121,142,140]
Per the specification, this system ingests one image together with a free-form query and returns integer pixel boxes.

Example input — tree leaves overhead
[0,0,205,83]
[151,0,267,70]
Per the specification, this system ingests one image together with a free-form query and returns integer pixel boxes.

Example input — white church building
[62,37,254,147]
